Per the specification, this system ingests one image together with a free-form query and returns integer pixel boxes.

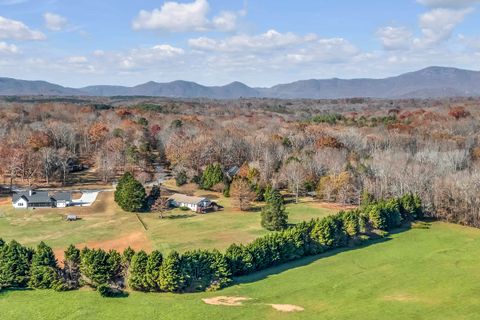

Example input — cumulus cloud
[0,16,45,40]
[377,26,413,50]
[211,11,237,31]
[189,29,317,52]
[0,41,18,54]
[286,38,359,64]
[417,0,480,8]
[118,44,185,69]
[132,0,242,32]
[133,0,209,32]
[416,8,473,46]
[43,12,68,31]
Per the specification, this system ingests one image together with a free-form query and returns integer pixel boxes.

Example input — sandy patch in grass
[202,296,251,306]
[383,294,419,302]
[269,304,304,312]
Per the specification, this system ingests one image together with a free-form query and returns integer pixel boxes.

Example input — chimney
[29,189,33,196]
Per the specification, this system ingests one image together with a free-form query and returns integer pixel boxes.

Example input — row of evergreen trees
[0,194,421,295]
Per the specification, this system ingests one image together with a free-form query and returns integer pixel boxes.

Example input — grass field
[0,183,337,255]
[1,222,480,319]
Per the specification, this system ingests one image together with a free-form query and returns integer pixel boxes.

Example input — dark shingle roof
[53,192,72,202]
[12,190,52,203]
[12,190,72,203]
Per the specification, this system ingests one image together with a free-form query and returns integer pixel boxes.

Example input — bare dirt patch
[269,304,304,312]
[304,199,357,211]
[54,231,152,262]
[202,296,251,306]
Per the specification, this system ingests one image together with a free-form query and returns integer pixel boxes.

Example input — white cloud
[0,41,18,54]
[211,11,237,31]
[43,12,68,31]
[133,0,209,32]
[189,30,317,52]
[132,0,242,32]
[117,44,185,69]
[416,8,472,46]
[417,0,480,8]
[66,56,88,64]
[0,16,45,40]
[377,26,413,50]
[286,38,359,64]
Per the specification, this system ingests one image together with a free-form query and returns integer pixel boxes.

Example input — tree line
[0,193,421,296]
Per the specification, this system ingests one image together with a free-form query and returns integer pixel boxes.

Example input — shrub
[175,170,188,186]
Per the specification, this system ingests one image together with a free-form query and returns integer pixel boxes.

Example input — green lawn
[0,186,336,254]
[2,222,480,319]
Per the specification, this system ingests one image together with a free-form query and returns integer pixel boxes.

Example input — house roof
[53,192,72,202]
[12,190,72,203]
[168,193,208,205]
[12,190,52,203]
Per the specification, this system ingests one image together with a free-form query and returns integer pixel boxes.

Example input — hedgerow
[0,194,421,295]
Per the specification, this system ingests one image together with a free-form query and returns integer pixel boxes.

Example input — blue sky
[0,0,480,87]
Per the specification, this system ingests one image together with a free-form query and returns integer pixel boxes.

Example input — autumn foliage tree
[230,178,256,211]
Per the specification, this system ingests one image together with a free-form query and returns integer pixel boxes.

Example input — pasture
[0,184,337,255]
[1,222,480,319]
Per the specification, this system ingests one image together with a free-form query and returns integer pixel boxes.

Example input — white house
[12,190,72,209]
[167,193,212,213]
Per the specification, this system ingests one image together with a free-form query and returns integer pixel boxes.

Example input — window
[17,202,24,207]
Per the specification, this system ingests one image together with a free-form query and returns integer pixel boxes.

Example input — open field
[2,222,480,319]
[0,183,337,255]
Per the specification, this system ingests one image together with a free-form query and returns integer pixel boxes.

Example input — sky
[0,0,480,87]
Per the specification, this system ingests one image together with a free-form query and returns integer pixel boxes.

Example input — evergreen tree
[29,242,60,289]
[122,247,135,265]
[128,251,149,291]
[115,172,146,212]
[145,250,163,291]
[201,163,223,190]
[0,240,32,288]
[261,188,288,231]
[158,251,184,292]
[209,250,232,290]
[114,172,134,202]
[80,248,121,287]
[63,245,81,290]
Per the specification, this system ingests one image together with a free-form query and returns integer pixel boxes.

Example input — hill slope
[1,66,480,98]
[1,222,480,319]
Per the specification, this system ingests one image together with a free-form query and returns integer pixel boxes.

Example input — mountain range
[1,66,480,99]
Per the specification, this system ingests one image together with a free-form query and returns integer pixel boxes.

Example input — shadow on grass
[0,287,33,297]
[165,214,196,220]
[233,235,396,286]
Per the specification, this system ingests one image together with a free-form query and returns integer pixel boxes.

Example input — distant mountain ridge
[1,66,480,99]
